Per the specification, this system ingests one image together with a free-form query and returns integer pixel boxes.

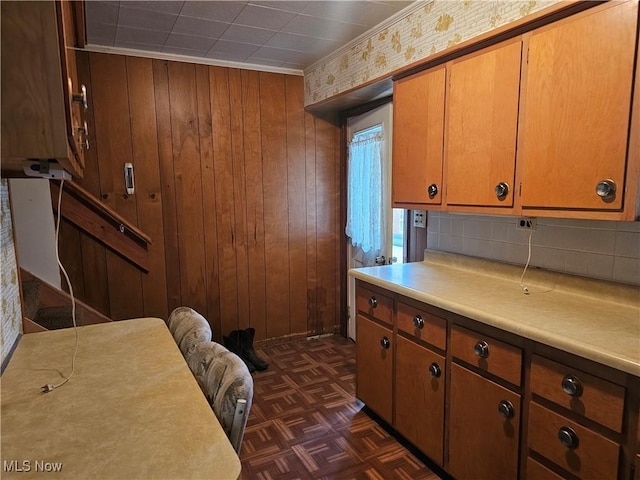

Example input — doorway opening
[345,102,406,340]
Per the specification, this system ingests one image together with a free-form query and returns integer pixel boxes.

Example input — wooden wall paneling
[285,75,308,335]
[229,68,250,332]
[89,53,143,320]
[210,67,239,337]
[152,59,181,313]
[195,64,220,338]
[167,61,207,317]
[58,219,86,300]
[241,70,267,341]
[314,113,340,334]
[259,72,290,339]
[75,51,110,317]
[304,112,318,335]
[125,56,168,320]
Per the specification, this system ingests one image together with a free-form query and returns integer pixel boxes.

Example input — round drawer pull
[427,184,438,198]
[428,362,441,378]
[380,336,390,349]
[497,400,515,419]
[561,374,583,398]
[368,296,377,308]
[474,340,489,358]
[413,314,424,329]
[558,426,579,449]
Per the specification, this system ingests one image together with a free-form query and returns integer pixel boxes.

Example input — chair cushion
[167,307,212,356]
[185,342,253,437]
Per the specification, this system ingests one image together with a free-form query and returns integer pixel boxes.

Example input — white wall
[427,212,640,286]
[9,179,61,288]
[1,179,23,366]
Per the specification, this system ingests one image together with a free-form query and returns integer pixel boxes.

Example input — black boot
[223,331,256,373]
[240,327,268,371]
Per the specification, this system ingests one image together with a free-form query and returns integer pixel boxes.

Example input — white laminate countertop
[1,318,241,479]
[349,251,640,377]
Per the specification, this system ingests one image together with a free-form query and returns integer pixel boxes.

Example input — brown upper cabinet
[393,66,446,207]
[445,39,522,209]
[518,0,637,212]
[393,1,640,220]
[1,0,87,178]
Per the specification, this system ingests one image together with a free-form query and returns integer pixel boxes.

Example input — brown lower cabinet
[395,335,445,465]
[448,363,521,479]
[526,457,565,480]
[356,314,393,424]
[355,280,640,480]
[528,402,619,480]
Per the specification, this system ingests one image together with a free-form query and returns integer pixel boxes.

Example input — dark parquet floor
[240,335,442,480]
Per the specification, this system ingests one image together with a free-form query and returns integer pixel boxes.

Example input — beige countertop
[349,251,640,377]
[1,318,241,479]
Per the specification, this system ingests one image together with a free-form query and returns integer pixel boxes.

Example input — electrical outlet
[413,210,426,228]
[517,217,537,230]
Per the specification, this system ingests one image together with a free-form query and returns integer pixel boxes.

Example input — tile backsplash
[427,212,640,286]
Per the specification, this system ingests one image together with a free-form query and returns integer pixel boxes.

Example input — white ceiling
[85,1,415,72]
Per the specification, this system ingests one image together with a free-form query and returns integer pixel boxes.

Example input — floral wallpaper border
[304,0,560,106]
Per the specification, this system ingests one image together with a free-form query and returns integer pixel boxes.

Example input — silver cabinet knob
[72,84,88,111]
[380,336,390,349]
[497,400,514,419]
[413,314,424,329]
[474,340,489,358]
[561,374,583,397]
[368,296,377,308]
[429,362,441,378]
[495,182,509,200]
[558,426,579,449]
[427,184,438,198]
[595,179,616,199]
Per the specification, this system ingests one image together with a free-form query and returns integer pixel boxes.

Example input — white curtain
[345,130,385,265]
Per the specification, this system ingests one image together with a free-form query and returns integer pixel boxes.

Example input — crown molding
[80,44,304,76]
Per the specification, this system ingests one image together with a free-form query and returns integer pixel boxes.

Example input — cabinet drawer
[531,355,625,432]
[397,302,446,350]
[526,457,565,480]
[451,325,522,386]
[356,286,393,326]
[528,402,620,480]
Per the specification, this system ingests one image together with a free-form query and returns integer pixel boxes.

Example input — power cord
[42,179,79,393]
[519,228,533,295]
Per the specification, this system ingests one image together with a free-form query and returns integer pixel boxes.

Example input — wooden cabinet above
[445,39,522,209]
[392,0,640,221]
[392,66,445,207]
[518,0,637,213]
[1,0,87,178]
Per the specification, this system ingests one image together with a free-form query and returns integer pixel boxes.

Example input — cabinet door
[519,1,637,210]
[445,39,522,207]
[393,66,445,206]
[395,335,445,465]
[448,363,521,480]
[58,0,85,170]
[0,0,84,177]
[356,315,393,423]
